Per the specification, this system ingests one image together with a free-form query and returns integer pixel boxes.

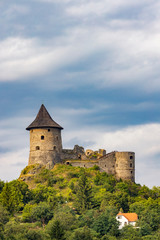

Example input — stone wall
[98,152,116,175]
[65,151,135,182]
[28,128,62,167]
[61,145,87,161]
[115,152,135,182]
[66,160,98,168]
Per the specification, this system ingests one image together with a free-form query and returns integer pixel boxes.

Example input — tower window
[56,136,58,141]
[130,156,133,159]
[53,146,56,150]
[36,146,40,150]
[131,171,133,174]
[105,165,106,167]
[41,136,44,140]
[48,129,50,132]
[130,163,132,167]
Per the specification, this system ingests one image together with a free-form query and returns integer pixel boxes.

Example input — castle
[26,104,135,182]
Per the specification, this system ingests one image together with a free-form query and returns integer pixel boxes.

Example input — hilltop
[0,164,159,240]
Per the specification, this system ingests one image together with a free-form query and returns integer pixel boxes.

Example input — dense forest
[0,164,160,240]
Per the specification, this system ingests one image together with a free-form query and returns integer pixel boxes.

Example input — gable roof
[117,212,138,222]
[26,104,63,130]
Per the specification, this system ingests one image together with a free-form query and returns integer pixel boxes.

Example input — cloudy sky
[1,0,160,188]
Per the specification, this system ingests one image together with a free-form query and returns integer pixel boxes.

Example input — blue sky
[1,0,160,187]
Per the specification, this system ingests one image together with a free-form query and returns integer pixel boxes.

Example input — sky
[0,0,160,188]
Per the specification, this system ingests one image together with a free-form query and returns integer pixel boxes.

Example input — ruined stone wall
[61,145,87,161]
[115,152,135,182]
[66,160,98,168]
[28,128,62,168]
[98,152,116,175]
[61,149,78,160]
[65,151,135,182]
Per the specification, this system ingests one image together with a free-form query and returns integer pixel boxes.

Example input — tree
[46,219,65,240]
[92,211,119,237]
[69,226,93,240]
[0,180,4,193]
[22,202,53,225]
[75,170,93,213]
[120,225,141,240]
[53,206,77,230]
[0,205,9,225]
[0,180,31,214]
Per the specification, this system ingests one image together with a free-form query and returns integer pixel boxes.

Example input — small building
[116,212,138,229]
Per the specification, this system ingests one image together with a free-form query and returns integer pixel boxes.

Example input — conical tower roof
[26,104,63,130]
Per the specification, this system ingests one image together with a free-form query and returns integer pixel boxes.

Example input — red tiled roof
[117,212,138,222]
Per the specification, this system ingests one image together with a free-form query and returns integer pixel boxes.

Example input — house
[116,212,138,229]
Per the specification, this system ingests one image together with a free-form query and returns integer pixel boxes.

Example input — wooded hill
[0,164,160,240]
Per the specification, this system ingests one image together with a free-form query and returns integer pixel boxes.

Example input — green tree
[69,226,93,240]
[0,180,31,213]
[92,211,119,237]
[75,170,93,213]
[53,206,77,230]
[120,225,141,240]
[0,205,9,225]
[24,229,43,240]
[46,219,65,240]
[0,180,4,193]
[22,202,53,225]
[0,182,15,213]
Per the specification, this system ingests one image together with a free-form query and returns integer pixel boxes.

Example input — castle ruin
[26,104,135,182]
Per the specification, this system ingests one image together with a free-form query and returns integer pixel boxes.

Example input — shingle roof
[117,212,138,222]
[26,104,63,130]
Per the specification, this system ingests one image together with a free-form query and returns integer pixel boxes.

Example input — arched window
[41,135,44,140]
[53,146,56,150]
[36,146,40,150]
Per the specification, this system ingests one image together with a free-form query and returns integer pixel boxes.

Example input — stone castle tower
[26,104,63,168]
[26,104,135,182]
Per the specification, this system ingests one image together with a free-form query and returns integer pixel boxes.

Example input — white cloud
[3,4,30,19]
[0,149,28,182]
[2,0,160,93]
[66,0,151,17]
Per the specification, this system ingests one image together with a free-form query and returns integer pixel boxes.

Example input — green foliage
[22,202,53,225]
[74,170,94,213]
[119,225,141,240]
[32,184,57,203]
[46,219,65,240]
[0,180,31,213]
[92,210,119,237]
[90,165,100,171]
[24,229,44,240]
[21,164,38,175]
[53,206,77,230]
[0,205,9,225]
[69,226,94,240]
[1,164,160,240]
[0,180,4,193]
